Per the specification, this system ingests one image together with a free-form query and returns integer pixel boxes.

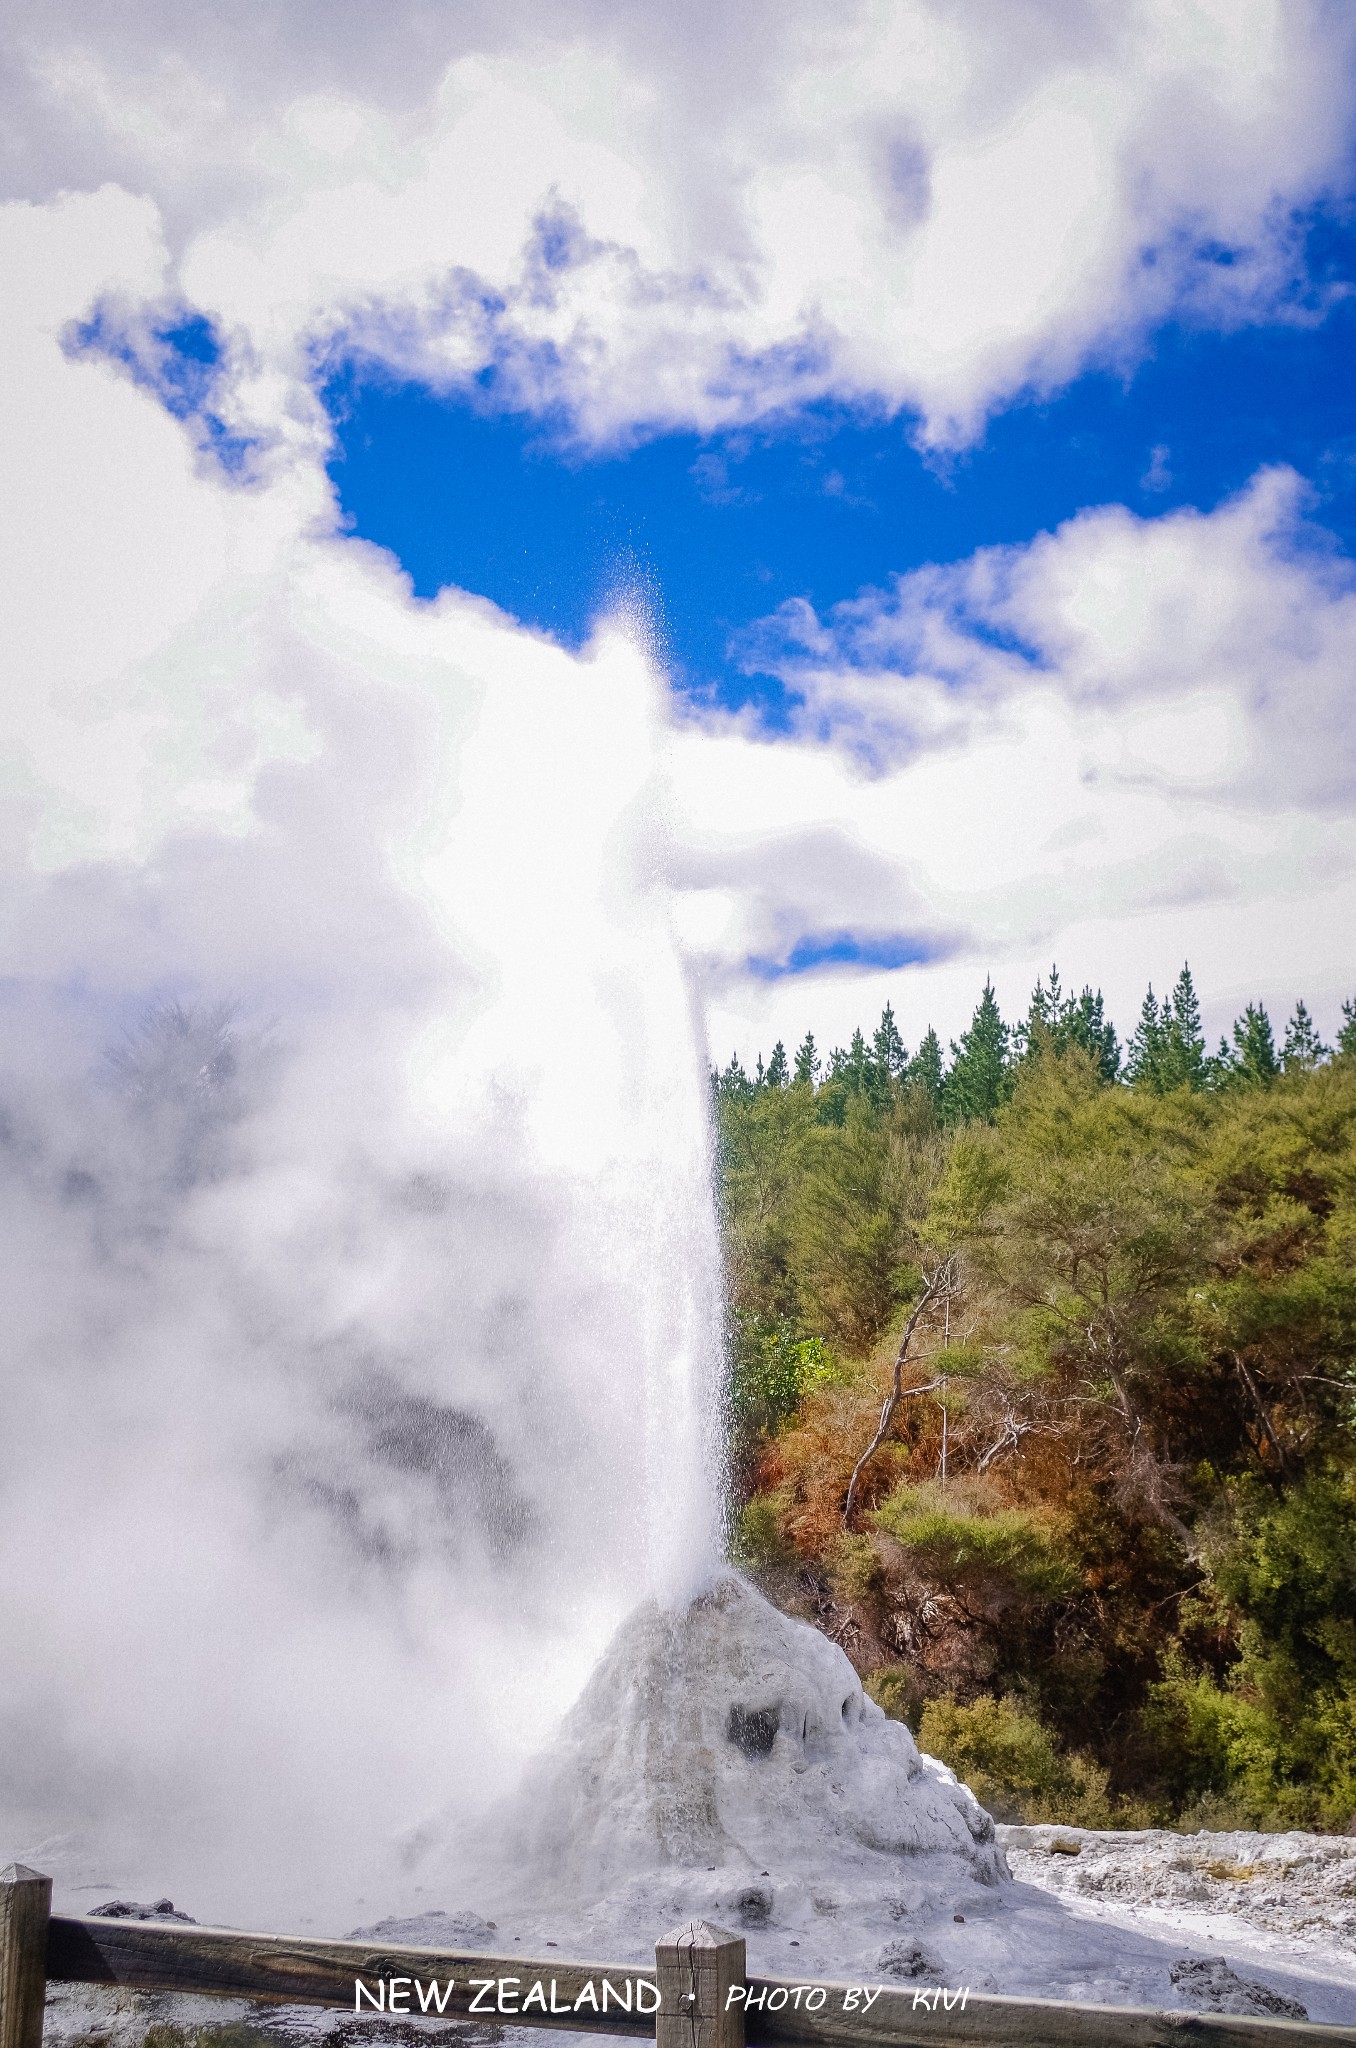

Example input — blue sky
[325,211,1356,721]
[5,0,1356,1069]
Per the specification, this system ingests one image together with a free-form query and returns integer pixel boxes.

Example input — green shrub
[872,1483,1077,1603]
[829,1532,882,1603]
[865,1661,923,1727]
[731,1488,794,1568]
[1144,1657,1356,1833]
[917,1693,1149,1827]
[1139,1474,1356,1831]
[730,1313,841,1437]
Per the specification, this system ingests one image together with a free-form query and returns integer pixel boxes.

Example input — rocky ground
[42,1822,1356,2048]
[998,1823,1356,2011]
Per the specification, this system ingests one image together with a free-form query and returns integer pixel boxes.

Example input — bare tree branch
[976,1399,1035,1473]
[842,1258,956,1527]
[1232,1350,1290,1478]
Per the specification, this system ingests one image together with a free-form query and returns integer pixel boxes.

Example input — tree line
[716,964,1356,1122]
[716,963,1356,1832]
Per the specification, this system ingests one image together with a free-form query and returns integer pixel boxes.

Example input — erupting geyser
[463,1574,1005,1954]
[1,196,998,1955]
[0,542,724,1932]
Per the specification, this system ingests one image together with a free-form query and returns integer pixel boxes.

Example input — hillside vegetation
[717,969,1356,1832]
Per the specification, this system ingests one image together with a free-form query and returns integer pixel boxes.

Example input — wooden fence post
[655,1921,744,2048]
[0,1866,51,2048]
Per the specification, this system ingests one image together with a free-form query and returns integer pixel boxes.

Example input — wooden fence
[4,1865,1354,2048]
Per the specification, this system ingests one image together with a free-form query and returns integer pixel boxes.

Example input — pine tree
[1017,966,1119,1081]
[858,1004,905,1111]
[765,1040,790,1088]
[943,980,1010,1123]
[872,1004,908,1080]
[1221,1003,1280,1088]
[1125,986,1163,1089]
[1159,964,1207,1090]
[716,1053,755,1103]
[1068,986,1121,1082]
[1018,966,1064,1061]
[1281,1001,1329,1074]
[843,1027,870,1095]
[906,1026,944,1112]
[1339,1001,1356,1060]
[794,1031,821,1086]
[1127,966,1206,1091]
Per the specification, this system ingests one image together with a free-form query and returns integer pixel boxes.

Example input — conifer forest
[716,969,1356,1832]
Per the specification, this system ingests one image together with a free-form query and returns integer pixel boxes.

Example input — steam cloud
[0,310,722,1920]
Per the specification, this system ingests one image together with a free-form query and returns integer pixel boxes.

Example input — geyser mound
[464,1575,1005,1954]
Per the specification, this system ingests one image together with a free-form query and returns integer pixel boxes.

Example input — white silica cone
[471,1574,1005,1950]
[330,1578,1356,2023]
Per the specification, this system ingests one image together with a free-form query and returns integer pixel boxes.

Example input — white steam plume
[0,192,722,1931]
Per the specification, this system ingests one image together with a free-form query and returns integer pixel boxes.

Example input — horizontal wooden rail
[46,1917,658,2036]
[2,1868,1353,2048]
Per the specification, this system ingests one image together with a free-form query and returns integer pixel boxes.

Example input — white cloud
[2,0,1352,444]
[739,468,1356,804]
[675,471,1356,1061]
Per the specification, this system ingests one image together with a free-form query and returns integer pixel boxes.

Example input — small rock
[734,1885,772,1928]
[875,1942,944,1981]
[88,1899,195,1923]
[347,1909,496,1945]
[1170,1958,1307,2020]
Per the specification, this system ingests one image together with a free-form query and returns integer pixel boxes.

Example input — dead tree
[842,1258,957,1528]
